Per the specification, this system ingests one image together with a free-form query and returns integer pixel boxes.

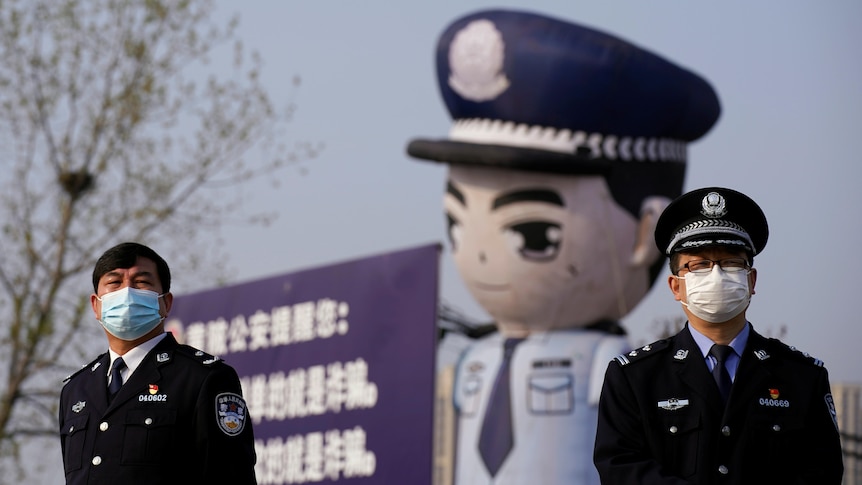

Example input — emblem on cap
[448,19,510,102]
[701,191,727,218]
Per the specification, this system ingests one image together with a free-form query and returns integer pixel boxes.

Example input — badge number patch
[216,392,248,436]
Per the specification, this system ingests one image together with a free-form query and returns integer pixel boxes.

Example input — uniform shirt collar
[688,322,749,381]
[688,321,750,359]
[107,332,168,380]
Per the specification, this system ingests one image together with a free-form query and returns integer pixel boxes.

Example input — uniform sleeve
[593,361,693,485]
[797,368,844,484]
[193,363,258,484]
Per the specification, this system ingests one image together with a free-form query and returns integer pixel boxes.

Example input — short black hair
[92,242,171,293]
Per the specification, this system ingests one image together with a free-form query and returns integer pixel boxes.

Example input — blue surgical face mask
[97,287,165,341]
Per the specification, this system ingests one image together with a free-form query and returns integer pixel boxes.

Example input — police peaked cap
[406,9,721,174]
[655,187,769,256]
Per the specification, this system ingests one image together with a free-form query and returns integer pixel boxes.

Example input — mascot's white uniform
[407,9,721,484]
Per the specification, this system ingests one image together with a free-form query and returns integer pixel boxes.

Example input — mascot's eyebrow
[446,180,466,206]
[492,189,564,210]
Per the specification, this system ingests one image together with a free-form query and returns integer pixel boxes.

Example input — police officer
[59,242,257,484]
[593,187,844,484]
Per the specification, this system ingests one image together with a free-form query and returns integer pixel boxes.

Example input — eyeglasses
[677,258,750,275]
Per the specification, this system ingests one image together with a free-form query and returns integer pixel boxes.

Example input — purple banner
[165,244,441,484]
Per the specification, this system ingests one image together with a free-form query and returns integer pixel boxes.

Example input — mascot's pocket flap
[528,374,574,414]
[529,374,572,393]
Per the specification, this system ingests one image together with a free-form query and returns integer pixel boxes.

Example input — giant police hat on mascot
[655,187,769,257]
[406,9,721,179]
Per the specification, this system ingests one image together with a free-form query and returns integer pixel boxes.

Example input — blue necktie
[709,345,733,404]
[478,338,523,477]
[107,357,126,403]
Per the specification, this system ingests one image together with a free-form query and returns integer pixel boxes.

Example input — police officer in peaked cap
[593,187,844,484]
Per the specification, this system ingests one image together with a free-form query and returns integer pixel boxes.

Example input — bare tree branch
[0,0,319,479]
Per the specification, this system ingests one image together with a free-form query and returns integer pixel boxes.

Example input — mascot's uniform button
[92,456,102,466]
[99,422,109,431]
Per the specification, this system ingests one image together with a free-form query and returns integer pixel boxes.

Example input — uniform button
[92,456,102,466]
[144,418,153,425]
[721,425,731,436]
[99,422,109,431]
[669,426,678,434]
[718,465,728,475]
[772,424,781,432]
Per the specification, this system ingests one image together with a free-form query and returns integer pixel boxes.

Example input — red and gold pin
[768,388,779,399]
[149,384,159,395]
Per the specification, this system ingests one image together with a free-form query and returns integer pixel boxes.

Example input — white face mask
[679,266,751,323]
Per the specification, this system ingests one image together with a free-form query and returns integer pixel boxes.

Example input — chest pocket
[121,409,177,465]
[658,414,701,479]
[61,414,89,473]
[528,374,574,415]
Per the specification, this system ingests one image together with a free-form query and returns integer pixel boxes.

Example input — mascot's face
[445,165,652,336]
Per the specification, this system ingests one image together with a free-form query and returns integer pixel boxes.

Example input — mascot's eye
[446,213,462,251]
[503,221,562,262]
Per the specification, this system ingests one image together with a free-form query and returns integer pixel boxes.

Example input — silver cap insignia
[701,191,727,218]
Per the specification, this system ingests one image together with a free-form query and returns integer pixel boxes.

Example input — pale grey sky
[197,0,861,384]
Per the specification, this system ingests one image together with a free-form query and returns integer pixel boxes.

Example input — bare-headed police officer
[594,187,844,484]
[59,242,257,484]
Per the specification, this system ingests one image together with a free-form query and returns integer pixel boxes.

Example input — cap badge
[701,191,727,218]
[448,19,510,102]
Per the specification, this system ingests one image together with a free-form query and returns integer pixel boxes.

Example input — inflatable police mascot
[407,9,721,485]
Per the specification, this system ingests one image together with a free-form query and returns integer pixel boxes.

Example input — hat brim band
[667,222,755,255]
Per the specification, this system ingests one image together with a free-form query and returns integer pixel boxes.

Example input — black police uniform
[593,324,844,484]
[59,333,257,484]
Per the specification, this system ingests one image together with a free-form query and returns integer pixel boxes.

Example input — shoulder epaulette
[174,344,223,365]
[783,341,825,367]
[63,353,107,383]
[612,339,670,366]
